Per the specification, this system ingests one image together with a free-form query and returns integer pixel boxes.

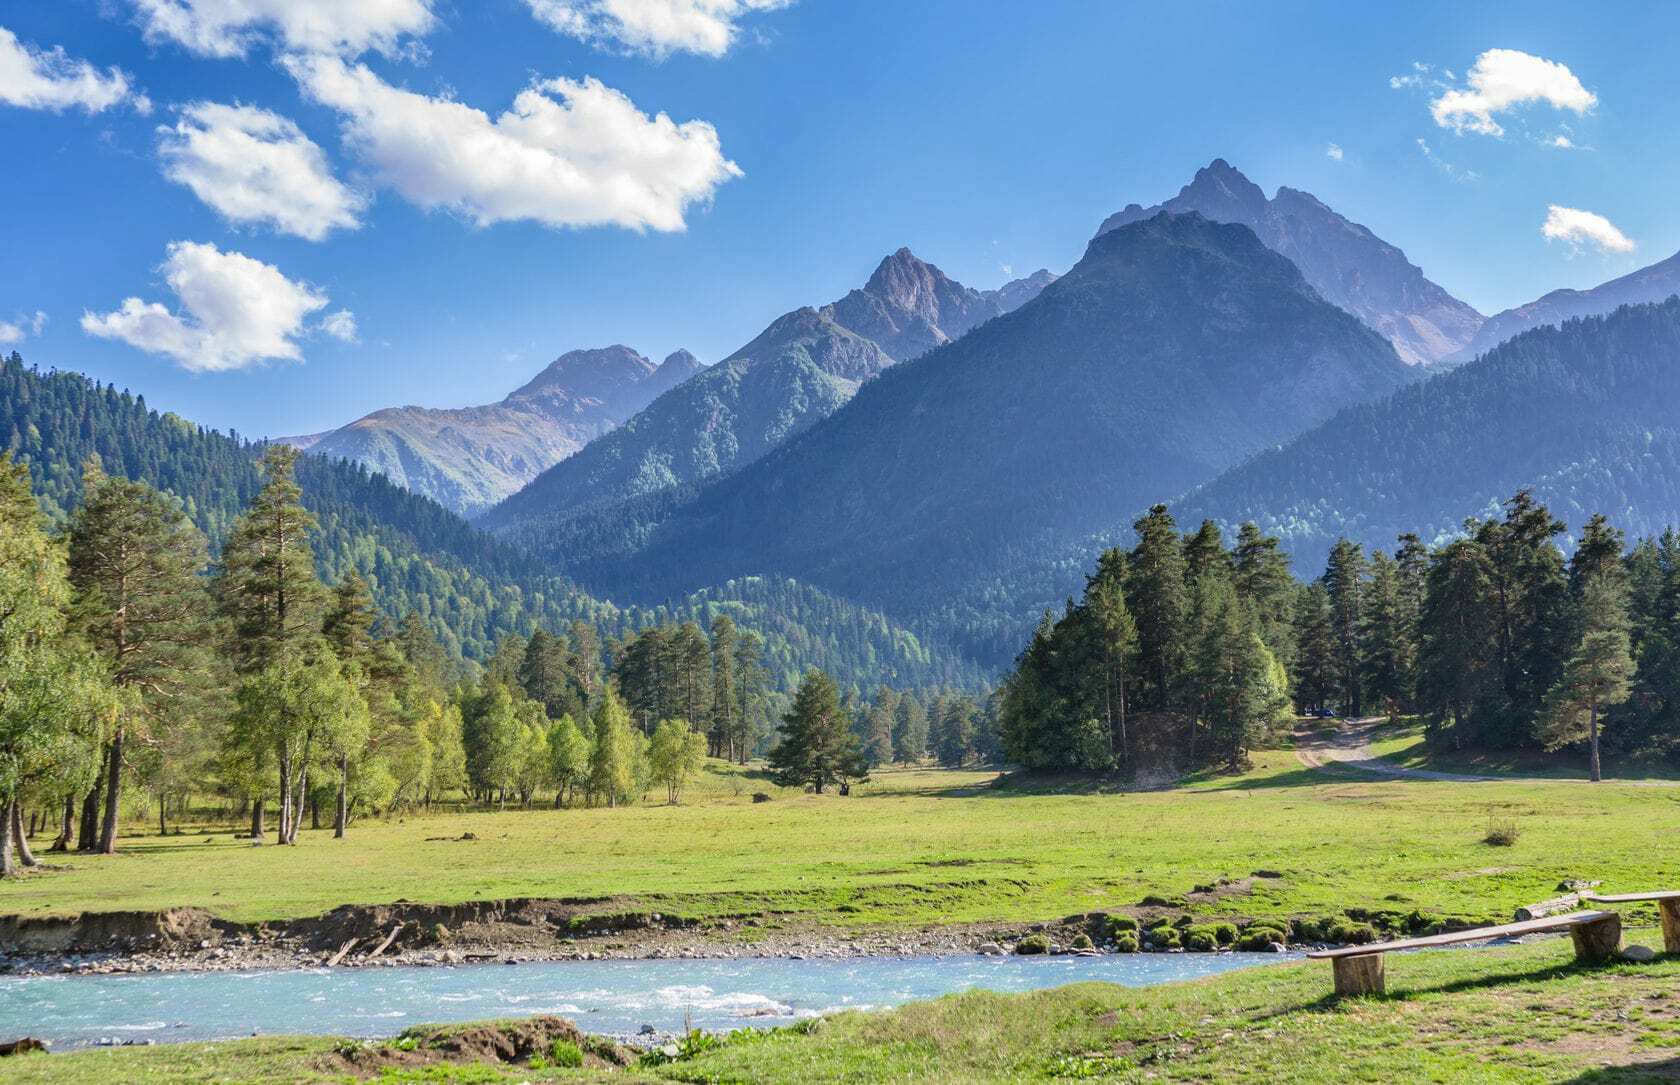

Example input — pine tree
[1234,522,1296,666]
[1290,585,1336,714]
[1358,552,1413,715]
[1129,505,1188,708]
[892,692,928,763]
[1084,549,1137,765]
[709,615,738,759]
[1540,573,1636,781]
[935,697,978,767]
[732,630,768,763]
[768,670,868,793]
[67,465,210,853]
[1417,539,1498,745]
[1322,539,1367,715]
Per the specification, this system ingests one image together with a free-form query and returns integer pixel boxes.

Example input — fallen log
[1514,894,1579,921]
[326,937,359,967]
[366,924,404,960]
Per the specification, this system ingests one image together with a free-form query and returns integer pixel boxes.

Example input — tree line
[1001,494,1649,781]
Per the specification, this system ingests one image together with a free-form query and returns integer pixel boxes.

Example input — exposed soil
[0,898,1277,977]
[317,1015,634,1077]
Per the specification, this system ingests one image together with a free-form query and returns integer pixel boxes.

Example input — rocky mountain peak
[504,345,657,405]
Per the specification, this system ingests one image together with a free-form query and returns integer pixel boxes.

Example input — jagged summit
[1097,159,1483,366]
[505,345,657,404]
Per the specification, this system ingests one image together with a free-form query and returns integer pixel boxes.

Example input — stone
[1622,944,1658,962]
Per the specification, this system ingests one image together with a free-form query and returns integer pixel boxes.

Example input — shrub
[1147,927,1181,950]
[1070,933,1093,950]
[751,793,772,804]
[1144,915,1172,931]
[1484,817,1521,847]
[1237,927,1284,951]
[1103,915,1139,938]
[1139,894,1184,907]
[1290,916,1333,942]
[1184,929,1218,952]
[427,923,451,945]
[1173,914,1196,930]
[1209,922,1238,946]
[548,1039,583,1068]
[1015,935,1051,955]
[1330,922,1378,946]
[1112,932,1140,953]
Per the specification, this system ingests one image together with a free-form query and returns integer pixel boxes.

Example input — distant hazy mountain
[287,346,702,516]
[1450,249,1680,363]
[983,269,1060,313]
[547,212,1412,651]
[1180,298,1680,573]
[1099,159,1483,366]
[482,248,1035,541]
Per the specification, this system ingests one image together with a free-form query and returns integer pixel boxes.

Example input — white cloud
[159,102,365,240]
[286,54,742,233]
[318,309,358,342]
[1415,137,1478,183]
[1430,49,1595,137]
[0,26,147,114]
[1325,142,1344,161]
[130,0,435,59]
[524,0,793,58]
[82,241,332,372]
[0,311,46,345]
[1550,134,1575,149]
[1542,205,1635,255]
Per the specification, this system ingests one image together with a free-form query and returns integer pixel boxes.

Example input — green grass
[12,933,1680,1082]
[1362,720,1680,783]
[6,755,1680,936]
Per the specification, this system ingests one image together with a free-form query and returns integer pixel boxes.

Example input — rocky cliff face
[1099,159,1483,366]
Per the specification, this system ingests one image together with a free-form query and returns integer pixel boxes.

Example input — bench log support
[1571,913,1622,964]
[1332,954,1385,997]
[1661,901,1680,955]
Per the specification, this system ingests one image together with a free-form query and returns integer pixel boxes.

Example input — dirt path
[1294,717,1494,781]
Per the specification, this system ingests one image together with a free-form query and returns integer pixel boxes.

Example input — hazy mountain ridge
[481,249,1046,541]
[1099,159,1483,366]
[544,212,1412,653]
[287,346,702,517]
[1451,249,1680,363]
[1177,297,1680,572]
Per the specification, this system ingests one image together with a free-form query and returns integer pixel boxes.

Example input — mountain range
[1098,159,1484,367]
[1450,248,1680,363]
[480,249,1055,544]
[519,212,1412,661]
[286,346,703,517]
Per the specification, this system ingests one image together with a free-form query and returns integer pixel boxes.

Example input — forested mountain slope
[551,212,1412,642]
[0,351,985,691]
[288,346,702,516]
[1450,249,1680,363]
[481,250,1054,546]
[1099,159,1483,366]
[1178,298,1680,571]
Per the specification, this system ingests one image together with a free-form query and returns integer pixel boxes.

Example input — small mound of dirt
[325,1016,633,1076]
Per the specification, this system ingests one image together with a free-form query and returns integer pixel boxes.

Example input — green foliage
[545,1038,583,1068]
[768,670,869,793]
[1014,934,1051,955]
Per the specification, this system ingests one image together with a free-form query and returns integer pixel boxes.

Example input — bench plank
[1585,892,1680,952]
[1307,910,1618,960]
[1584,891,1680,903]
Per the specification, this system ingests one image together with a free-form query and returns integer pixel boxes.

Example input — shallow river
[0,952,1293,1050]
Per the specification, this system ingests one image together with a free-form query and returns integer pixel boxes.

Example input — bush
[1103,915,1139,939]
[547,1039,583,1068]
[1290,916,1333,942]
[1070,933,1093,950]
[1014,934,1051,955]
[1139,894,1184,907]
[1209,922,1238,946]
[1112,931,1140,953]
[1484,817,1521,846]
[1184,929,1218,952]
[1147,927,1181,949]
[1330,922,1378,946]
[751,792,772,804]
[1237,926,1284,951]
[1173,914,1196,930]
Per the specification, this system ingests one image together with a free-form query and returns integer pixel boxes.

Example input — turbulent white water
[0,952,1292,1050]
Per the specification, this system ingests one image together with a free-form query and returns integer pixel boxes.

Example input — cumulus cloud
[82,241,334,371]
[318,309,358,342]
[159,102,365,240]
[286,54,742,233]
[130,0,435,59]
[1430,49,1595,137]
[524,0,793,58]
[1542,205,1635,255]
[0,26,147,114]
[0,311,47,345]
[1325,142,1344,161]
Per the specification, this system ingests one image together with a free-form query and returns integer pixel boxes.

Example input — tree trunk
[1588,699,1602,783]
[250,797,265,842]
[99,727,124,854]
[0,798,14,878]
[335,755,349,839]
[12,802,37,867]
[50,795,73,852]
[159,791,167,837]
[77,764,104,851]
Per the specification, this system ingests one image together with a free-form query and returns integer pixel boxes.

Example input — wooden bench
[1307,910,1622,996]
[1584,892,1680,953]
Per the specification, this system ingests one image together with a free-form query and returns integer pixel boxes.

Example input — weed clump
[1014,934,1051,955]
[1483,817,1521,847]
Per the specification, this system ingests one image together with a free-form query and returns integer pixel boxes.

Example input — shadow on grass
[1247,956,1598,1025]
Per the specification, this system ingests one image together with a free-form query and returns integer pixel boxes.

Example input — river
[0,951,1293,1050]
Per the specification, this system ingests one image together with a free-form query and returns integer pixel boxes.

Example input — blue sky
[1,1,1674,438]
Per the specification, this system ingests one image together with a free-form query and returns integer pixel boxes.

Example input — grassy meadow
[5,738,1680,936]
